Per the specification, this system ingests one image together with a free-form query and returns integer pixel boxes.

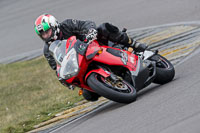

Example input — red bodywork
[57,36,139,92]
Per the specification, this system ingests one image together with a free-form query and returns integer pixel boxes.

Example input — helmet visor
[35,22,51,35]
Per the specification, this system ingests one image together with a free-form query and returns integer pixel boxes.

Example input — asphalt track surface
[1,0,200,61]
[1,0,200,133]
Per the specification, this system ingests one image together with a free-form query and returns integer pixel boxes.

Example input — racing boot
[129,39,148,52]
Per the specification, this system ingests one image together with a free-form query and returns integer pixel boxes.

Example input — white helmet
[34,14,60,43]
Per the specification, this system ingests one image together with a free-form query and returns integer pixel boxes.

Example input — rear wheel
[150,54,175,84]
[87,73,137,103]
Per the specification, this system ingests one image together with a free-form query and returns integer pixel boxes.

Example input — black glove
[130,39,148,52]
[84,28,97,44]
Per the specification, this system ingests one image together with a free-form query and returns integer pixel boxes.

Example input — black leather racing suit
[43,19,132,70]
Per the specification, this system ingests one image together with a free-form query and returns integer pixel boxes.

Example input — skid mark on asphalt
[129,24,200,65]
[139,26,196,44]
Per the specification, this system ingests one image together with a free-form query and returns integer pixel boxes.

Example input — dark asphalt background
[1,0,200,133]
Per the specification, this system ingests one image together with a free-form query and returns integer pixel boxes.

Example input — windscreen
[49,40,67,65]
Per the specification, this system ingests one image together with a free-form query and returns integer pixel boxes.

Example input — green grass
[0,57,84,133]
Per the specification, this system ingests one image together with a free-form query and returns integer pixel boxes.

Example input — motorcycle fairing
[65,36,78,54]
[143,50,155,60]
[85,40,101,60]
[91,46,139,71]
[64,51,89,88]
[85,40,139,71]
[131,58,156,90]
[85,68,110,81]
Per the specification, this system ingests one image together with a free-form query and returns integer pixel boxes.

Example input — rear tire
[87,73,137,103]
[150,54,175,84]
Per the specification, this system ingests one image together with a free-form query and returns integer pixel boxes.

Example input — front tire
[150,54,175,84]
[87,73,137,103]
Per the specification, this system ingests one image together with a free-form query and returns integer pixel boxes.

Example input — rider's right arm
[43,43,57,70]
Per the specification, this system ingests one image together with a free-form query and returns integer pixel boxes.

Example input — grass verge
[0,56,84,133]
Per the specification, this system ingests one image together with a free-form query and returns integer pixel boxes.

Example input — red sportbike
[49,36,175,103]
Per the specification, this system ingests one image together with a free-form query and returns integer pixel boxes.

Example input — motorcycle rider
[34,14,147,101]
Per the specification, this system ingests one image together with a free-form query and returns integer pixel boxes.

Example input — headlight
[60,48,79,79]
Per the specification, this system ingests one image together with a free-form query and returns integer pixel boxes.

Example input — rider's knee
[82,89,100,102]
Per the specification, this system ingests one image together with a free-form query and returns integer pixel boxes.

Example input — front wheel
[150,54,175,84]
[87,73,137,103]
